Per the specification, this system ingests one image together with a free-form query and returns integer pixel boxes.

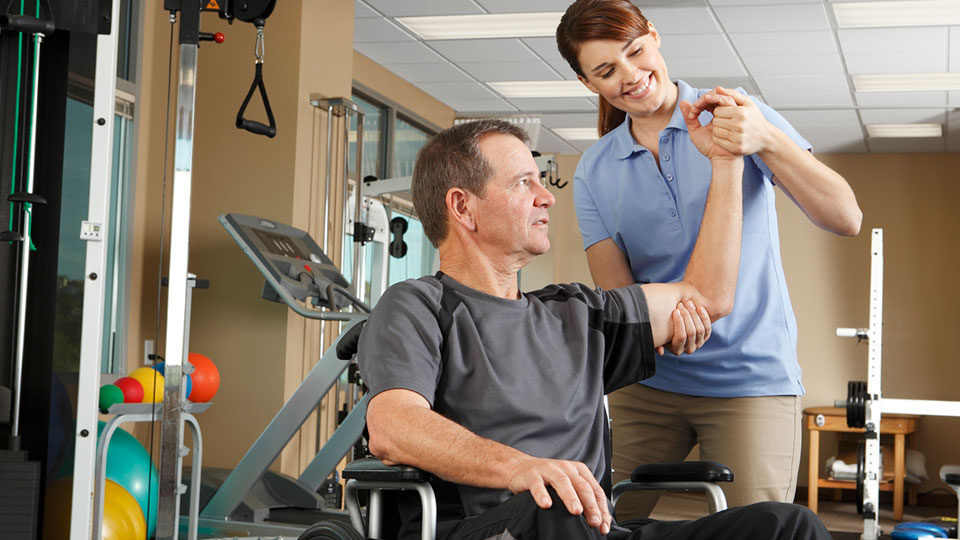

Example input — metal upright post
[70,0,121,536]
[156,3,200,538]
[861,229,883,540]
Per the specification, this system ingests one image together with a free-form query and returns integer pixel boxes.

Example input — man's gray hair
[412,119,529,247]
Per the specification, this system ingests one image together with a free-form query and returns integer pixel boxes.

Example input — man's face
[472,133,556,260]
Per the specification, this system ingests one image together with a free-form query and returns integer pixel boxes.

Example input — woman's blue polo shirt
[573,80,811,398]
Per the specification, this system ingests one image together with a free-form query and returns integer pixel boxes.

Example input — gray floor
[645,492,957,538]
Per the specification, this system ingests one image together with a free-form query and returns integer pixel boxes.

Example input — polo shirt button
[663,155,671,162]
[667,174,674,181]
[670,209,677,217]
[660,137,668,143]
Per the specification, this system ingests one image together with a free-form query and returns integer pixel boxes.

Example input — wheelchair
[337,457,734,540]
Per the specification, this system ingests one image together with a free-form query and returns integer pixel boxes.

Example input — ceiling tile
[837,27,947,54]
[666,56,747,78]
[354,41,446,64]
[427,39,540,63]
[449,98,518,113]
[951,28,960,71]
[507,97,598,111]
[415,82,504,101]
[354,17,415,43]
[541,113,598,128]
[534,127,580,155]
[858,108,947,124]
[476,0,570,12]
[713,4,830,33]
[792,123,865,140]
[844,52,946,75]
[355,1,379,18]
[549,59,580,80]
[660,33,735,57]
[640,7,722,35]
[459,61,564,82]
[729,31,837,56]
[754,75,853,107]
[522,37,566,62]
[856,91,947,107]
[741,53,844,77]
[949,91,960,106]
[709,0,821,4]
[778,108,860,127]
[363,0,483,17]
[806,136,867,154]
[381,62,473,83]
[570,139,599,153]
[867,137,945,153]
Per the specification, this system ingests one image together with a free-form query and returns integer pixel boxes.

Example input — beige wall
[542,151,960,494]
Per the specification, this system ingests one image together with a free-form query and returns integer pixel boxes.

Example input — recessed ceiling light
[833,0,960,28]
[866,123,942,138]
[395,12,563,40]
[853,73,960,92]
[488,81,594,98]
[553,127,599,140]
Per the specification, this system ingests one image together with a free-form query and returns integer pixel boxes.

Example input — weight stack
[0,450,41,540]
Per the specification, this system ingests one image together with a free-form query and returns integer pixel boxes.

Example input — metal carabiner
[255,25,264,64]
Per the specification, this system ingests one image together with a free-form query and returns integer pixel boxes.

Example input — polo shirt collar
[609,79,698,160]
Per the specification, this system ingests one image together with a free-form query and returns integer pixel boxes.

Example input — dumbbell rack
[94,401,210,540]
[837,228,960,540]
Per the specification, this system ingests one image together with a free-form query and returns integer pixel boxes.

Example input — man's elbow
[709,296,735,321]
[836,207,863,237]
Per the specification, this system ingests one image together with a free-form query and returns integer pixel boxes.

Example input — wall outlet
[144,339,155,365]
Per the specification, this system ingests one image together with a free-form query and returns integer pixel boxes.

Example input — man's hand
[679,91,740,161]
[507,457,611,535]
[657,301,712,355]
[688,86,775,156]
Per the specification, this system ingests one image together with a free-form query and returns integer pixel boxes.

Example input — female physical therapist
[556,0,862,518]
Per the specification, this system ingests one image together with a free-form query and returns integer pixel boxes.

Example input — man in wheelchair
[356,117,829,539]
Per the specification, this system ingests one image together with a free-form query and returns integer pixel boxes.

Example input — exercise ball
[99,384,124,412]
[101,479,147,540]
[114,376,144,403]
[128,367,164,403]
[43,476,147,540]
[153,361,165,376]
[96,421,159,538]
[187,353,219,402]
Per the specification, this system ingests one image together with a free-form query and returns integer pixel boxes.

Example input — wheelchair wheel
[297,519,364,540]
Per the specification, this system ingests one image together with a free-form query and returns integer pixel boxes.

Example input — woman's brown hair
[556,0,651,136]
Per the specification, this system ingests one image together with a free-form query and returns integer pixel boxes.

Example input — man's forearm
[367,393,528,489]
[682,157,744,320]
[761,129,861,236]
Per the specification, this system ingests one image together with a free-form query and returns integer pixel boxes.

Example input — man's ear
[578,74,599,95]
[446,187,477,233]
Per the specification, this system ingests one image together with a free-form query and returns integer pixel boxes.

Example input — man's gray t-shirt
[357,272,656,522]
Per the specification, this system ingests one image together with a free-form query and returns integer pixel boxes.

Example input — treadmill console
[220,213,349,308]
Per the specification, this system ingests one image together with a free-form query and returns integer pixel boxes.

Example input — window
[341,90,438,305]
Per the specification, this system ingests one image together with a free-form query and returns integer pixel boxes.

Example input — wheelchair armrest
[343,457,433,482]
[630,461,733,483]
[941,465,960,486]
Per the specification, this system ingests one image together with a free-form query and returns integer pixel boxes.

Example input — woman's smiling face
[576,28,673,119]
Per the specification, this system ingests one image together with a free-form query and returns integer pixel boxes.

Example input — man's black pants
[430,489,831,540]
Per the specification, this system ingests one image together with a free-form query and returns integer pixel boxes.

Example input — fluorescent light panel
[834,0,960,28]
[866,123,942,138]
[395,12,563,40]
[853,73,960,92]
[488,81,594,98]
[553,128,599,140]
